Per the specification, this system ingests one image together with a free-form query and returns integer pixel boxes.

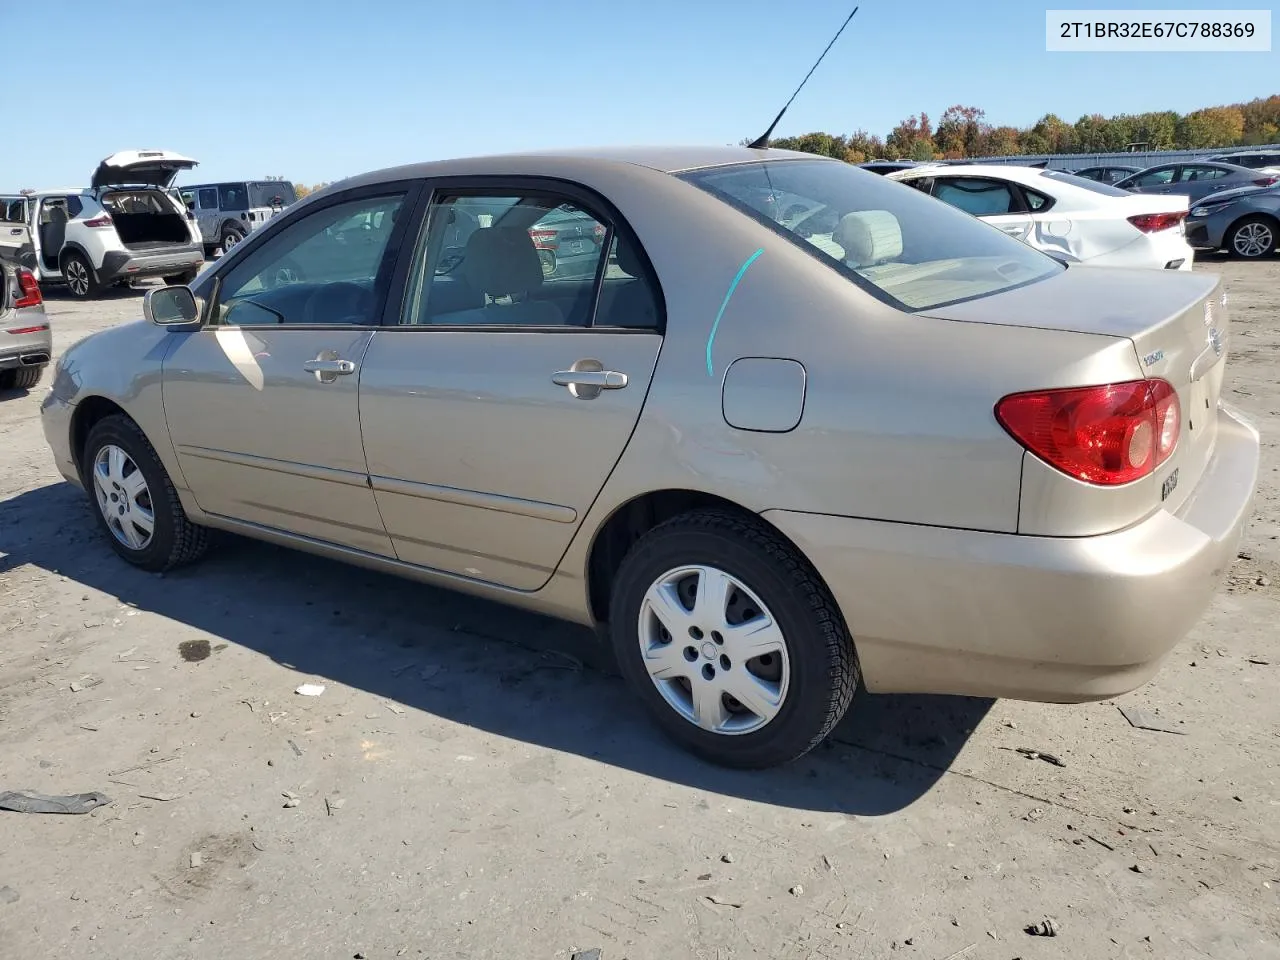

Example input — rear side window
[401,190,662,330]
[682,159,1061,312]
[1042,170,1132,197]
[218,184,248,211]
[933,178,1020,215]
[198,188,218,208]
[1180,166,1227,182]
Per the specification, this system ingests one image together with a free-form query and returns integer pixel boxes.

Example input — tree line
[760,95,1280,163]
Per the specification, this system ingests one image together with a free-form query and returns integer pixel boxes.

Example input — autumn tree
[886,112,934,159]
[935,105,988,158]
[1177,106,1247,149]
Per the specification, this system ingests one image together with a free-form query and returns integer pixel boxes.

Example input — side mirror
[144,286,201,330]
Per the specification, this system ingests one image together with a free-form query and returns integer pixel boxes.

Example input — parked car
[179,180,299,256]
[40,145,1258,769]
[888,164,1194,270]
[2,151,205,300]
[1185,182,1280,259]
[1071,164,1142,185]
[529,204,609,279]
[1206,150,1280,174]
[858,159,936,176]
[0,258,51,391]
[1115,160,1277,204]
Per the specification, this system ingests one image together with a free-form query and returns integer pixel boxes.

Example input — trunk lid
[924,265,1229,513]
[91,150,198,190]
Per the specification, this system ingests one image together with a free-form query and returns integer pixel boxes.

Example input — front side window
[213,193,405,326]
[402,191,661,329]
[682,160,1060,312]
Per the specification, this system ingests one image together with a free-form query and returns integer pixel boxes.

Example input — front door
[195,187,221,244]
[162,184,419,555]
[359,184,665,590]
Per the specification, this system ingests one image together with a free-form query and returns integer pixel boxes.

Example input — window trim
[198,179,424,331]
[381,174,666,335]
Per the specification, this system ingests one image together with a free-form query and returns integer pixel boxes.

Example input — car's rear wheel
[163,269,198,286]
[220,224,246,254]
[82,415,210,572]
[1228,215,1278,259]
[62,252,99,300]
[608,509,858,769]
[0,365,44,391]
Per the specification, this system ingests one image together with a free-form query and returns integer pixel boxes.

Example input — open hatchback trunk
[91,150,200,252]
[91,149,198,190]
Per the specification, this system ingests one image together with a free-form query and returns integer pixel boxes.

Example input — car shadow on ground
[0,481,994,815]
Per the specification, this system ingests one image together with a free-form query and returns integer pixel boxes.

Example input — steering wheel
[263,257,306,290]
[302,281,370,325]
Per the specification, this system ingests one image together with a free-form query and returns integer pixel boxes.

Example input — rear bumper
[98,244,204,284]
[0,324,53,370]
[1087,232,1195,271]
[764,403,1260,703]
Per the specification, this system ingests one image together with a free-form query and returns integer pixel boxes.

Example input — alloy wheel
[637,564,790,735]
[92,444,155,551]
[1233,221,1274,258]
[65,259,90,296]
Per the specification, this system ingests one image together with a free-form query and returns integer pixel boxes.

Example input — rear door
[358,180,665,590]
[1176,164,1233,202]
[0,196,31,265]
[932,176,1034,240]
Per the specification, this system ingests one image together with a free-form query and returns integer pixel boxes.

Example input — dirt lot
[1,259,1277,960]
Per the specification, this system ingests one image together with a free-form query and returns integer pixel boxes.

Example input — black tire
[0,365,44,391]
[219,224,246,253]
[81,414,210,572]
[608,509,858,769]
[61,251,99,300]
[1227,215,1278,259]
[163,269,198,286]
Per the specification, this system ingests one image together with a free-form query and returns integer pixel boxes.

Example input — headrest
[615,235,645,278]
[835,210,903,267]
[462,226,543,297]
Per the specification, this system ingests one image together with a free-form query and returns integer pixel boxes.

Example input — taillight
[1253,177,1278,187]
[14,269,42,309]
[83,215,113,228]
[528,228,558,250]
[593,223,607,242]
[1127,212,1186,233]
[995,379,1179,486]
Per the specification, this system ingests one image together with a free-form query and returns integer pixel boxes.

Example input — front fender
[53,320,194,501]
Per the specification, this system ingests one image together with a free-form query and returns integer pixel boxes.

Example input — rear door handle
[9,228,22,235]
[552,370,628,389]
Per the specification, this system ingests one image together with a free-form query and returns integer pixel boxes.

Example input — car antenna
[747,5,860,150]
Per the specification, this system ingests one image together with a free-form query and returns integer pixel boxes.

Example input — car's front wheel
[82,415,210,572]
[608,509,859,768]
[62,252,99,300]
[1228,215,1278,259]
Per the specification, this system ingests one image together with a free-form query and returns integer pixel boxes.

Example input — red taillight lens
[995,379,1179,486]
[1127,212,1186,233]
[528,228,558,250]
[593,223,607,242]
[83,215,113,228]
[14,269,42,309]
[1253,177,1278,187]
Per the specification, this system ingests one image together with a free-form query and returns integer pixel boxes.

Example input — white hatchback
[889,164,1195,271]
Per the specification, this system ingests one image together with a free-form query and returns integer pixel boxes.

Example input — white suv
[1,150,205,300]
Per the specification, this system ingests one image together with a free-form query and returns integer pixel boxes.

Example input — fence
[957,143,1280,171]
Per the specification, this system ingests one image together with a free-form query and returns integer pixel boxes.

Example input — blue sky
[6,0,1274,188]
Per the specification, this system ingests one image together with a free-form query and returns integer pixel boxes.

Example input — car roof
[329,144,832,190]
[891,163,1051,185]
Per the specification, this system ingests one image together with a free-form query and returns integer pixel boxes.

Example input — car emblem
[1208,326,1225,357]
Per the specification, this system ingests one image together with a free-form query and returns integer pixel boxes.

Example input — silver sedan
[40,146,1260,769]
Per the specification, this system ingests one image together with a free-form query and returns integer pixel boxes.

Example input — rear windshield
[681,159,1061,312]
[1041,170,1133,197]
[249,182,298,207]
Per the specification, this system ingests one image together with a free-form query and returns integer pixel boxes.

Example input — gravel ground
[1,259,1277,960]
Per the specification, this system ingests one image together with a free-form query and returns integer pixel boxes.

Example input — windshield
[249,182,298,208]
[681,160,1061,312]
[1041,170,1133,197]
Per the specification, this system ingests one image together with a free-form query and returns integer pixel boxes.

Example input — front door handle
[9,228,22,235]
[303,357,357,383]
